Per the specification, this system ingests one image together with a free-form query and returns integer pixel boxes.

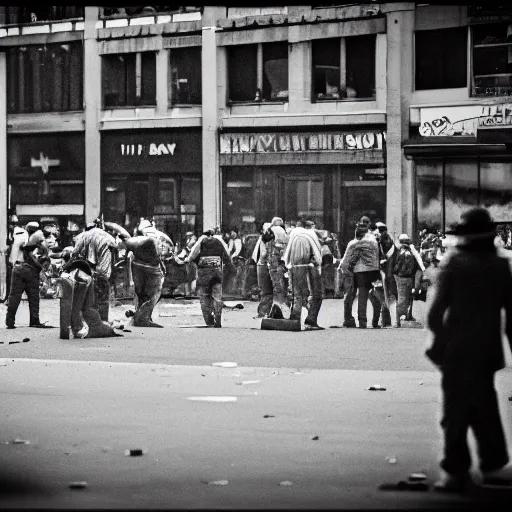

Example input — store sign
[219,132,386,154]
[121,143,177,156]
[419,104,512,137]
[30,152,60,174]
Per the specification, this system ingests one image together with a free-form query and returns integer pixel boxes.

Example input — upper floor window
[169,46,202,105]
[472,22,512,97]
[312,35,376,101]
[6,42,83,114]
[415,27,467,90]
[102,52,156,108]
[101,6,202,18]
[0,6,84,25]
[228,42,289,103]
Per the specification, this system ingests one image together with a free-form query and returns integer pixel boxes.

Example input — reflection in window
[169,46,202,105]
[444,161,479,230]
[416,161,443,231]
[480,162,512,221]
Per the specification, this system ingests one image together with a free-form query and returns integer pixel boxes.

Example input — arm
[338,240,355,272]
[186,236,205,263]
[232,238,243,258]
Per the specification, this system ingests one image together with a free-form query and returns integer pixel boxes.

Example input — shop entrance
[281,174,325,227]
[341,181,386,244]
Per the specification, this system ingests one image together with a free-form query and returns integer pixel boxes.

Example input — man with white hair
[72,217,117,322]
[283,219,324,330]
[186,228,233,327]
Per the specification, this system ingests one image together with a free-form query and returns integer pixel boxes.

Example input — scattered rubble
[205,480,229,486]
[311,436,319,441]
[263,415,275,418]
[379,481,429,492]
[8,341,20,345]
[11,439,31,445]
[386,456,397,464]
[279,481,293,487]
[212,362,238,368]
[69,481,88,490]
[125,449,144,457]
[409,472,427,482]
[187,396,238,402]
[22,338,30,343]
[366,385,386,391]
[236,380,261,385]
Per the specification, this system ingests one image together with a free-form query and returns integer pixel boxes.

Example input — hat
[375,222,387,228]
[271,217,284,226]
[138,219,152,231]
[445,207,496,237]
[305,220,315,227]
[398,234,410,242]
[26,221,39,229]
[185,231,194,237]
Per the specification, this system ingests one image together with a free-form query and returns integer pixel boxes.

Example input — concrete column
[156,48,169,114]
[384,3,415,240]
[0,52,7,255]
[84,6,102,223]
[375,33,387,111]
[201,7,225,229]
[288,38,310,111]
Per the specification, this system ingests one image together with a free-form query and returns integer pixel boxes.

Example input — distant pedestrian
[375,222,397,328]
[253,223,273,318]
[426,207,512,491]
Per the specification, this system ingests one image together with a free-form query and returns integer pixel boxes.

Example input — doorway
[281,175,325,227]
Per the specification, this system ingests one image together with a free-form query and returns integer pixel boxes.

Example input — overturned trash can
[58,260,122,340]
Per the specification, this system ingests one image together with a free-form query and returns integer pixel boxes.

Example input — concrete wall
[0,52,7,255]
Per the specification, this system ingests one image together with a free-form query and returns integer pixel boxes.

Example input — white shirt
[9,227,29,264]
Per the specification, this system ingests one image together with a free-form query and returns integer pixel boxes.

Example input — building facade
[1,4,511,251]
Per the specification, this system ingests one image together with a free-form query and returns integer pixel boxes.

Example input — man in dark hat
[426,207,512,491]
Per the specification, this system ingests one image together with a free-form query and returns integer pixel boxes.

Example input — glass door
[282,176,324,226]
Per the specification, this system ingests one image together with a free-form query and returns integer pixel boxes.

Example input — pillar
[84,6,102,223]
[0,51,7,255]
[384,3,415,240]
[156,47,169,115]
[201,7,225,229]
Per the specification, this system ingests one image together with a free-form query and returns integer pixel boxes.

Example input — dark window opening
[415,27,467,90]
[228,44,258,102]
[263,42,289,101]
[312,38,340,100]
[346,34,376,99]
[169,46,202,105]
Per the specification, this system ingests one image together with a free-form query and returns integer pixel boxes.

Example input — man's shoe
[482,464,512,486]
[434,471,471,493]
[358,324,367,329]
[6,325,16,329]
[30,323,55,328]
[372,324,382,329]
[342,320,357,328]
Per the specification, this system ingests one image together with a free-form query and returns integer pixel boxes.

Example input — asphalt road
[1,297,512,509]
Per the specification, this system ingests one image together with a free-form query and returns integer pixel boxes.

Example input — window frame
[102,50,157,109]
[168,45,202,107]
[311,35,377,103]
[227,41,289,105]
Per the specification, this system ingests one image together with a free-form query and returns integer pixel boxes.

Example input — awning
[403,137,506,157]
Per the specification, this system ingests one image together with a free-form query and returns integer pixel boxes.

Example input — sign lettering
[219,132,385,154]
[120,142,177,156]
[30,152,60,175]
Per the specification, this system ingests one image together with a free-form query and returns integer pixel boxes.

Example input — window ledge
[170,103,202,108]
[228,101,288,106]
[103,105,157,110]
[313,97,376,103]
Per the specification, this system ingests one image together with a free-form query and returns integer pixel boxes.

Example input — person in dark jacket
[426,207,512,491]
[186,228,233,327]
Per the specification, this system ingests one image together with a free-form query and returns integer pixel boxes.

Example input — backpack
[393,249,418,278]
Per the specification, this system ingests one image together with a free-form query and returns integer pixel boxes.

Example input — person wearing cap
[121,228,165,328]
[338,225,382,328]
[72,219,118,322]
[186,228,233,327]
[283,220,324,330]
[375,222,397,328]
[6,221,52,329]
[425,207,512,491]
[3,215,27,305]
[392,233,425,327]
[252,222,273,318]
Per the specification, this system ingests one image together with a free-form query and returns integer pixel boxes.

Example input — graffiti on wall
[419,104,512,137]
[219,132,386,154]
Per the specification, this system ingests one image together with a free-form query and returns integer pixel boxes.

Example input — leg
[343,277,356,327]
[289,266,308,321]
[381,303,392,327]
[58,273,75,339]
[305,266,323,327]
[440,373,472,476]
[25,267,42,326]
[257,264,273,318]
[269,259,290,318]
[470,374,510,474]
[211,281,223,327]
[134,270,163,327]
[5,265,25,327]
[355,273,370,328]
[94,274,110,322]
[369,287,383,328]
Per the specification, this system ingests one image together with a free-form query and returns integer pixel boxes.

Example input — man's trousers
[289,265,322,325]
[6,263,40,327]
[197,267,223,327]
[257,264,273,318]
[132,265,163,327]
[94,273,110,322]
[394,275,414,324]
[440,371,509,475]
[354,271,382,327]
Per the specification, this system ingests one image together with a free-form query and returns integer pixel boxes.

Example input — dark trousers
[132,265,163,326]
[441,372,509,475]
[6,263,40,327]
[4,261,13,301]
[197,267,223,327]
[343,283,356,323]
[354,271,382,327]
[257,264,273,318]
[290,265,322,325]
[94,274,110,322]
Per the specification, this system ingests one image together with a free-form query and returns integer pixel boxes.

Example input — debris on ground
[187,396,238,402]
[212,362,238,368]
[22,338,30,343]
[236,380,261,385]
[386,456,397,464]
[201,374,206,377]
[8,341,20,345]
[263,415,275,418]
[409,472,427,482]
[366,385,387,391]
[311,436,319,441]
[279,481,293,487]
[379,481,429,492]
[123,329,132,333]
[11,439,31,445]
[508,396,512,402]
[69,481,88,490]
[204,480,229,486]
[125,449,144,456]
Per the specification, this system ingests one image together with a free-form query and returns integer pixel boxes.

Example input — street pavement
[1,297,512,509]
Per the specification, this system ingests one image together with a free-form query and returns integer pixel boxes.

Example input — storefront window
[480,162,512,221]
[416,161,442,231]
[472,22,512,97]
[415,27,467,90]
[102,52,156,108]
[7,42,83,113]
[154,177,177,214]
[223,169,256,234]
[445,161,479,230]
[284,178,324,225]
[169,46,202,105]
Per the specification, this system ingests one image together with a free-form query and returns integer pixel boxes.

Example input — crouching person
[59,259,121,339]
[186,228,233,328]
[122,235,164,328]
